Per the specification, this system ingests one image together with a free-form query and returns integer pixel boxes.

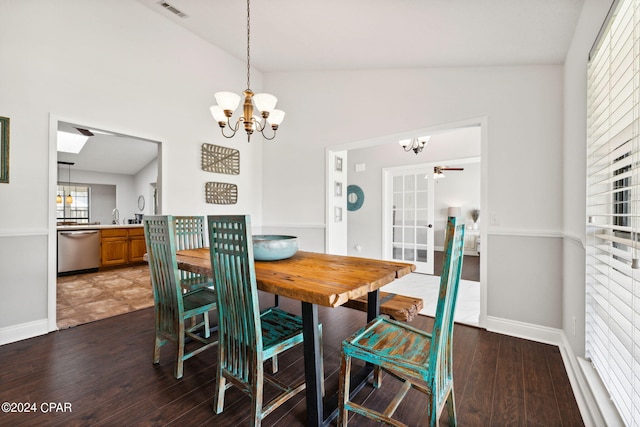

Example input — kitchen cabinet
[128,228,146,263]
[100,227,145,267]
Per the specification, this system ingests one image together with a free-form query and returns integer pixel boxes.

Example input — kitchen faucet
[112,208,120,225]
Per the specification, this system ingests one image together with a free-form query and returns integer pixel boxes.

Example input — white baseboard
[0,319,49,346]
[485,315,614,427]
[558,334,608,427]
[485,315,563,346]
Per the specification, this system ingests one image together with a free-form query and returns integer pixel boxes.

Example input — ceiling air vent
[158,1,187,18]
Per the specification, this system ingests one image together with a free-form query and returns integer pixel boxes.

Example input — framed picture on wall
[335,181,343,197]
[0,116,9,183]
[335,156,343,172]
[335,206,343,222]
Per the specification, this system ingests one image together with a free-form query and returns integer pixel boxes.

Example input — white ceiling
[136,0,585,72]
[58,1,586,176]
[57,122,158,176]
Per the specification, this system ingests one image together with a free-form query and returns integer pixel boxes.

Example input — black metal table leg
[301,290,382,426]
[367,289,380,321]
[302,302,323,427]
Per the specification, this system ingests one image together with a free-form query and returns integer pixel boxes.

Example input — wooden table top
[175,249,416,308]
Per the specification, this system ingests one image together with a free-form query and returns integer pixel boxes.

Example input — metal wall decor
[201,143,240,175]
[205,182,238,205]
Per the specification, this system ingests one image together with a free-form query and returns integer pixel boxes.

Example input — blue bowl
[252,235,298,261]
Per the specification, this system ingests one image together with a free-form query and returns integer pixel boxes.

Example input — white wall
[263,66,564,328]
[326,150,348,255]
[69,169,136,222]
[432,162,481,247]
[134,158,159,218]
[87,183,116,225]
[562,0,615,358]
[0,0,264,339]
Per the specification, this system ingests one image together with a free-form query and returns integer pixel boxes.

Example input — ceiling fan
[433,166,464,179]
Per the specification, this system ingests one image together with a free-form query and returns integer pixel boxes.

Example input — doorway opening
[48,117,162,330]
[382,157,481,326]
[325,117,487,327]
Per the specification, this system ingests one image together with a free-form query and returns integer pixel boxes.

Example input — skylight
[57,131,89,154]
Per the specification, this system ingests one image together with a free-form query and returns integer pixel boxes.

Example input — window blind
[586,0,640,425]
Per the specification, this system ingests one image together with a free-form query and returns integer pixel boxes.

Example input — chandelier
[209,0,285,142]
[399,136,430,154]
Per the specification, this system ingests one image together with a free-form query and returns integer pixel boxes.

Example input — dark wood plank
[546,348,585,427]
[490,334,526,425]
[456,329,500,425]
[521,338,563,425]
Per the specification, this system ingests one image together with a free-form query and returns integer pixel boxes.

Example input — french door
[384,168,434,274]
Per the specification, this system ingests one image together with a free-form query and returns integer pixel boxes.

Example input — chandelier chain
[246,0,251,90]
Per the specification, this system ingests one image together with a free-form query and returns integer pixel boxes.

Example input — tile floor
[56,265,153,329]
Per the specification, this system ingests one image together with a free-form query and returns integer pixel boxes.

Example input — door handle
[60,231,99,236]
[427,224,433,228]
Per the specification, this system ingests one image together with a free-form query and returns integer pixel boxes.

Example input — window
[56,184,90,223]
[586,0,639,424]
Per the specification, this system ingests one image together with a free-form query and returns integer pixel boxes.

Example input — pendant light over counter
[57,161,74,205]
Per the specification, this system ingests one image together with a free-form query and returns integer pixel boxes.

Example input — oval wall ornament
[347,185,365,211]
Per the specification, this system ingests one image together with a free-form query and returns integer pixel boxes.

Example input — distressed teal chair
[174,216,211,291]
[337,216,465,426]
[175,216,213,336]
[207,215,321,426]
[144,215,218,379]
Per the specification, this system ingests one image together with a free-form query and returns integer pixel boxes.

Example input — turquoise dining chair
[174,216,211,290]
[337,216,465,426]
[207,214,321,426]
[174,216,214,337]
[144,215,218,379]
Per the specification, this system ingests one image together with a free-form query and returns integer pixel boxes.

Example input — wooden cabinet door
[101,237,128,267]
[100,227,145,267]
[129,236,146,263]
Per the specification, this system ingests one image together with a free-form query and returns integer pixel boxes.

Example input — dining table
[174,248,416,427]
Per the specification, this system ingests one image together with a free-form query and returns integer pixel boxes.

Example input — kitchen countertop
[57,224,144,231]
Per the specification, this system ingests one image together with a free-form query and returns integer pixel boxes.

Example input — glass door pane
[391,171,434,274]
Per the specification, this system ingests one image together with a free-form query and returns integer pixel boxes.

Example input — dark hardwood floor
[0,293,582,426]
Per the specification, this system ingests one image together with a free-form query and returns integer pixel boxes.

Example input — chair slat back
[175,216,207,250]
[143,215,184,337]
[427,216,465,394]
[207,215,262,384]
[174,216,208,284]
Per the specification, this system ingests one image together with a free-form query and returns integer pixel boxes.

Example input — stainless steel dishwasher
[57,229,101,275]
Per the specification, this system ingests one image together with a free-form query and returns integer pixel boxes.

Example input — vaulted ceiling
[59,1,587,175]
[137,0,585,72]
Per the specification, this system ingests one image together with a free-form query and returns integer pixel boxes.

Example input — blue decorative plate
[347,185,365,211]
